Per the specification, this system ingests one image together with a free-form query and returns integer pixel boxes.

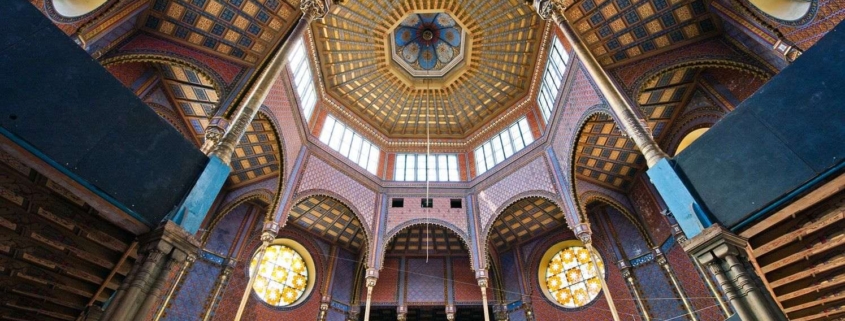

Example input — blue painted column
[168,156,231,234]
[647,160,712,238]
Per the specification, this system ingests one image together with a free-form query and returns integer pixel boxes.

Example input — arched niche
[748,0,812,22]
[50,0,109,18]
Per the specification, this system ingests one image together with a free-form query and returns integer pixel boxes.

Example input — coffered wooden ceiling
[229,114,281,186]
[637,66,699,140]
[386,225,468,257]
[158,63,221,142]
[142,0,301,64]
[312,0,545,138]
[561,0,719,66]
[574,113,645,191]
[489,197,566,251]
[288,195,367,252]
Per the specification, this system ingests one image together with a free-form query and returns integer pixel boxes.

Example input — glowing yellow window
[249,244,312,306]
[540,241,606,308]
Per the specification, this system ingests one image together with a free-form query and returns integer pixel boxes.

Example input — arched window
[51,0,109,18]
[539,240,605,308]
[675,127,709,155]
[249,240,315,307]
[748,0,812,22]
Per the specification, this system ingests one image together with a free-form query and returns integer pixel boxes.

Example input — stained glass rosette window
[249,245,309,306]
[545,245,605,308]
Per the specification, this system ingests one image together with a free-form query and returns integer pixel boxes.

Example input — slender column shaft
[620,264,650,321]
[540,2,667,167]
[211,0,325,164]
[102,254,144,320]
[480,285,490,321]
[585,243,621,321]
[203,266,233,321]
[136,255,179,320]
[363,285,374,320]
[112,249,166,320]
[656,252,698,321]
[234,230,276,321]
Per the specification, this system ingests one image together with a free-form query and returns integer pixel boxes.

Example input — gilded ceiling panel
[574,114,644,191]
[312,0,545,138]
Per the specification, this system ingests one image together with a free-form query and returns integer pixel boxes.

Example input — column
[531,0,711,240]
[533,0,666,167]
[202,263,235,321]
[233,222,280,321]
[168,0,330,235]
[574,223,621,321]
[477,269,491,321]
[682,225,785,320]
[396,306,407,321]
[318,295,331,321]
[672,224,731,316]
[101,221,201,321]
[618,260,650,321]
[363,268,379,321]
[445,305,456,321]
[653,247,698,321]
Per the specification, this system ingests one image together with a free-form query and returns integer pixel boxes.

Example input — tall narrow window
[537,36,570,122]
[318,115,380,175]
[474,118,534,176]
[289,39,317,121]
[393,154,460,182]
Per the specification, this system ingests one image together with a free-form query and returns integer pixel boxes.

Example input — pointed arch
[101,53,227,96]
[288,190,372,258]
[580,192,655,249]
[202,189,273,244]
[379,220,473,271]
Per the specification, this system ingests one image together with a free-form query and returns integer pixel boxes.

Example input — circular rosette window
[249,240,315,307]
[539,240,606,308]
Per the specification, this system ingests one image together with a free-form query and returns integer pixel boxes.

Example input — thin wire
[425,79,431,263]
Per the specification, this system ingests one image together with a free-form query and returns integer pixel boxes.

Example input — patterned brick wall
[452,257,482,303]
[213,228,324,321]
[498,250,522,302]
[162,258,221,321]
[605,206,650,259]
[296,155,376,232]
[205,203,249,256]
[477,157,557,234]
[702,68,765,104]
[610,38,761,93]
[530,226,642,321]
[576,179,637,215]
[405,258,446,304]
[667,245,724,320]
[550,65,604,182]
[105,62,148,89]
[264,71,304,177]
[331,248,357,304]
[633,262,685,320]
[629,177,672,242]
[371,258,399,304]
[386,197,468,239]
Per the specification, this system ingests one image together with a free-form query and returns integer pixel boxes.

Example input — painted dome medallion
[391,12,466,77]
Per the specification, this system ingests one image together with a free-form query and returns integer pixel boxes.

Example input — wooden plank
[741,173,845,239]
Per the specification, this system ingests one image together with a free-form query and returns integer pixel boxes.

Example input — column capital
[572,223,592,244]
[301,0,329,21]
[681,224,748,262]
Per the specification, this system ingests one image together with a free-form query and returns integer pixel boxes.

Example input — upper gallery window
[474,117,534,175]
[394,154,460,182]
[249,243,313,307]
[319,115,380,174]
[540,240,605,308]
[288,39,318,121]
[537,36,570,122]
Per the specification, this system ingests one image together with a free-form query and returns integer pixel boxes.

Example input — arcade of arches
[3,0,845,320]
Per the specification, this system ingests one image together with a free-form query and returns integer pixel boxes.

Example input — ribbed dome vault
[312,0,545,139]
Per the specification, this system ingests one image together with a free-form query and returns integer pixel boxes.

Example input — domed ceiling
[312,0,545,139]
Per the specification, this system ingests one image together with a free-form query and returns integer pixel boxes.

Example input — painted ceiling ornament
[394,13,462,71]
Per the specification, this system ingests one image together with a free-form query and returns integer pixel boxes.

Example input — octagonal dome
[391,12,467,78]
[312,0,545,139]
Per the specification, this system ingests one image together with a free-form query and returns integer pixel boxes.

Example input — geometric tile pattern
[636,66,698,139]
[489,197,566,251]
[229,114,281,186]
[574,114,644,191]
[313,0,544,138]
[288,195,366,252]
[386,225,468,257]
[158,63,221,142]
[563,0,719,66]
[143,0,300,64]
